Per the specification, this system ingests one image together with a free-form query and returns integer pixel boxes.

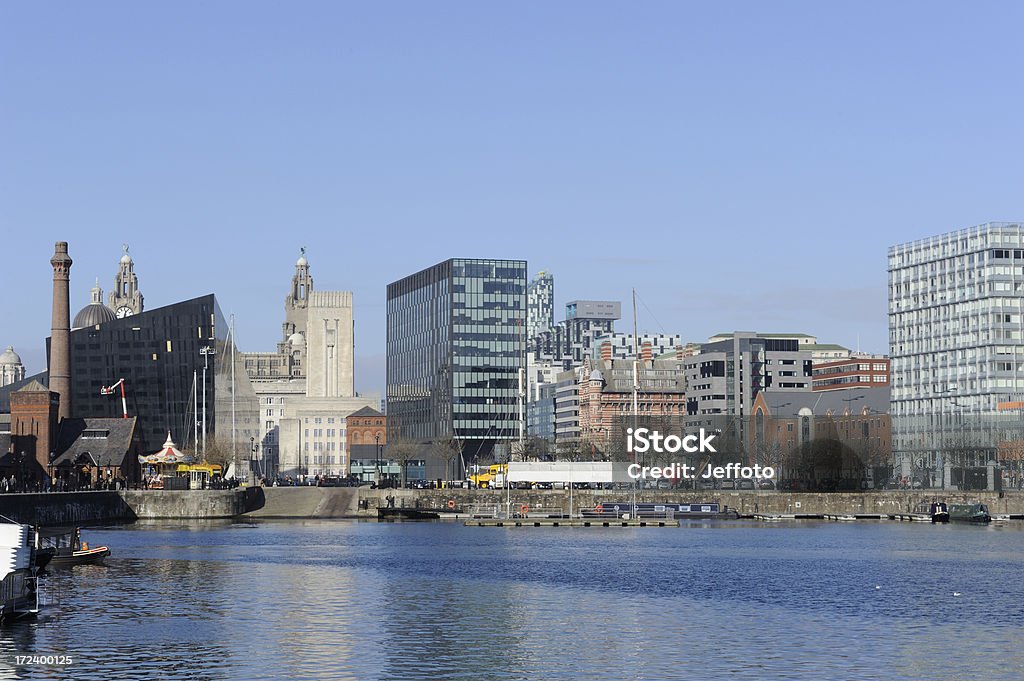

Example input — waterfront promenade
[1,487,1021,524]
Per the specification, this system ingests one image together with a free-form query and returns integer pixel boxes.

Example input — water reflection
[0,520,1020,680]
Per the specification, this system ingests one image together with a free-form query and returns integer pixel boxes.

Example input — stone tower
[50,241,73,421]
[108,243,144,317]
[278,248,314,353]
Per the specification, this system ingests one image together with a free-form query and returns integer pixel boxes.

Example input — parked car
[736,480,755,490]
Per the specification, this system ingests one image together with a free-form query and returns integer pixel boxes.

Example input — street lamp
[250,436,258,486]
[374,433,382,488]
[199,346,215,459]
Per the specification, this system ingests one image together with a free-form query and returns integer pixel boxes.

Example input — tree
[202,437,235,472]
[388,438,420,487]
[431,437,463,482]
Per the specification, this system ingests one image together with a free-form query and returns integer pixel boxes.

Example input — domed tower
[278,248,313,353]
[108,243,144,318]
[73,280,117,330]
[0,346,25,387]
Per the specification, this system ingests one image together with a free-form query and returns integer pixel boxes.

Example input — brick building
[812,355,890,391]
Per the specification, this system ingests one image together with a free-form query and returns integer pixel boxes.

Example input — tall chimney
[641,342,653,362]
[50,241,73,421]
[600,342,612,361]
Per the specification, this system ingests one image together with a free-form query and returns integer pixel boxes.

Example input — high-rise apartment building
[387,258,527,476]
[527,271,554,340]
[889,222,1024,483]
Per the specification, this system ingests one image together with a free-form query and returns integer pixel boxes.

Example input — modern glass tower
[387,259,527,475]
[889,222,1024,486]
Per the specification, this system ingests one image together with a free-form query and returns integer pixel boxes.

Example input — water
[2,519,1023,680]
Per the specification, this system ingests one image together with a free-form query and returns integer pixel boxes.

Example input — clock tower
[108,243,144,318]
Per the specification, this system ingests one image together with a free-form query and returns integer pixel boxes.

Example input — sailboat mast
[193,370,198,454]
[230,314,237,477]
[632,288,639,425]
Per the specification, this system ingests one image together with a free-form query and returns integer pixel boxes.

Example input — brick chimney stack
[600,342,612,361]
[641,342,653,362]
[50,241,73,421]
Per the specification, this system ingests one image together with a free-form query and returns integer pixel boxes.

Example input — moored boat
[929,501,950,524]
[38,527,111,567]
[582,502,736,520]
[948,503,991,524]
[377,507,441,520]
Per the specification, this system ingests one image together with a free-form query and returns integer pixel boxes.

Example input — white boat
[0,518,40,622]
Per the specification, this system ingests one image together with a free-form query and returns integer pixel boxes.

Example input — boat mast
[193,370,198,455]
[230,313,237,478]
[632,288,639,514]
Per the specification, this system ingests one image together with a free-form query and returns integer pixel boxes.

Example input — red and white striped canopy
[139,432,192,465]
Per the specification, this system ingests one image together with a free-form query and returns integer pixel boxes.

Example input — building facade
[577,356,688,456]
[590,332,683,361]
[386,258,527,476]
[751,387,891,489]
[64,294,260,457]
[889,222,1024,483]
[813,356,890,391]
[526,271,554,340]
[683,332,813,422]
[242,252,372,479]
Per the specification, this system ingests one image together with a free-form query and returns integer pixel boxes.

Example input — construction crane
[100,378,129,418]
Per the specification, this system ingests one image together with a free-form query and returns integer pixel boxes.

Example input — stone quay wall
[6,488,1016,525]
[0,491,134,526]
[243,487,1024,518]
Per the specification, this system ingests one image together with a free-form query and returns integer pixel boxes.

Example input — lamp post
[199,346,215,459]
[375,433,382,488]
[250,436,257,486]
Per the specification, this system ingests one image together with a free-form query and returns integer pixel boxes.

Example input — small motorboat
[37,527,111,567]
[929,501,950,524]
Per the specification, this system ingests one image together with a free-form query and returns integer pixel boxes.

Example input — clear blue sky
[3,2,1023,394]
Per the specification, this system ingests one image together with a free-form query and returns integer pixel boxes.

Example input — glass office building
[387,259,527,475]
[889,222,1024,486]
[64,294,259,455]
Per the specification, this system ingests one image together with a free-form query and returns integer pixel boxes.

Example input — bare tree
[202,437,234,472]
[431,437,463,483]
[388,438,420,487]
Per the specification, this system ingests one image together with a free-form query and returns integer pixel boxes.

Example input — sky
[3,2,1023,395]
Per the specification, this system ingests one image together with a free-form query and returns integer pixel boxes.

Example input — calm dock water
[2,519,1023,680]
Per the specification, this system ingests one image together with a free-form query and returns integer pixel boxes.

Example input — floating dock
[464,518,679,528]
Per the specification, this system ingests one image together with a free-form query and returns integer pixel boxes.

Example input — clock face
[116,306,134,318]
